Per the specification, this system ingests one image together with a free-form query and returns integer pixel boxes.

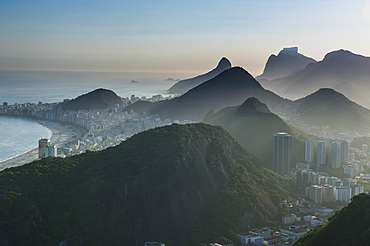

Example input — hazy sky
[1,0,370,76]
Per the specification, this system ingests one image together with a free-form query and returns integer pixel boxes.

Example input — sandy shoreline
[0,119,86,172]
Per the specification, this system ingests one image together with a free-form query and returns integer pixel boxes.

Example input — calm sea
[0,70,194,163]
[0,116,51,162]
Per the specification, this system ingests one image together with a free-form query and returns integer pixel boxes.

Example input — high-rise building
[322,185,335,202]
[309,185,322,204]
[46,145,57,157]
[352,184,364,196]
[344,165,355,177]
[273,132,292,175]
[305,139,314,163]
[38,138,50,158]
[336,186,352,203]
[341,141,349,164]
[330,143,341,169]
[362,144,369,154]
[317,141,326,165]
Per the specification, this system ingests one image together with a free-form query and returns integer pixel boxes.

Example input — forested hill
[0,123,290,246]
[294,193,370,246]
[203,97,305,167]
[61,88,122,110]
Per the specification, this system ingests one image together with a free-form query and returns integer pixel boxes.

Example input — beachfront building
[38,138,50,158]
[46,145,57,157]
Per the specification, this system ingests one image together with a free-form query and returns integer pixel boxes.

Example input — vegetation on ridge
[294,193,370,246]
[0,123,290,246]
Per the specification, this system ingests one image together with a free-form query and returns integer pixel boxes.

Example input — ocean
[0,116,51,162]
[0,69,193,163]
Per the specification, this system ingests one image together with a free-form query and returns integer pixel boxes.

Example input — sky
[1,0,370,76]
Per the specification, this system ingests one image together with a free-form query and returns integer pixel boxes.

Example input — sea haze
[0,116,51,163]
[0,70,191,104]
[0,70,189,163]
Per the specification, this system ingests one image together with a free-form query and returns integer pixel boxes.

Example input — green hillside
[294,193,370,246]
[203,97,305,167]
[0,123,290,246]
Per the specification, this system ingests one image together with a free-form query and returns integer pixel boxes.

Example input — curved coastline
[0,118,86,172]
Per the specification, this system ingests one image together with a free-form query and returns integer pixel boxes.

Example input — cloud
[364,0,370,20]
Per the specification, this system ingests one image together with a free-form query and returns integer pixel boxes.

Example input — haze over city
[2,0,370,75]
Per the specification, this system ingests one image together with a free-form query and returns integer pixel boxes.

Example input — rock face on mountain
[257,47,316,81]
[294,193,370,246]
[294,88,370,133]
[203,97,304,167]
[148,67,289,121]
[61,88,122,111]
[0,123,290,246]
[264,49,370,106]
[168,57,232,94]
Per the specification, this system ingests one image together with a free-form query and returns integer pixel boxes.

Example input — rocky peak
[216,57,232,70]
[235,97,271,118]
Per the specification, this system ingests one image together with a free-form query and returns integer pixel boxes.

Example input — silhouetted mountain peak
[216,57,232,69]
[324,49,353,59]
[168,57,232,94]
[235,97,271,117]
[278,46,299,55]
[62,88,122,111]
[215,66,261,86]
[307,88,345,99]
[257,47,316,80]
[297,88,350,106]
[322,49,367,64]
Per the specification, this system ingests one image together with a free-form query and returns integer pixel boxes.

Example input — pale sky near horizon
[1,0,370,76]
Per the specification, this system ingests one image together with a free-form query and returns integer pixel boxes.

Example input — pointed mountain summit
[150,67,288,121]
[257,47,316,81]
[294,88,370,133]
[168,57,232,94]
[264,49,370,106]
[235,97,271,117]
[203,97,304,167]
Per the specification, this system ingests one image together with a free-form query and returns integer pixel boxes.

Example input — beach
[0,119,86,172]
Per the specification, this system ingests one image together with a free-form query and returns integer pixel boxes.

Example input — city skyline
[1,0,370,75]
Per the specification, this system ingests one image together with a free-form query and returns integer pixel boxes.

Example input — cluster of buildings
[304,139,349,169]
[1,98,192,158]
[38,138,57,158]
[272,132,369,178]
[296,168,364,203]
[235,227,309,246]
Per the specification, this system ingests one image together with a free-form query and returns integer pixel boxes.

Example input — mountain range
[128,67,289,121]
[127,63,370,134]
[292,88,370,134]
[0,123,290,246]
[260,49,370,107]
[256,47,316,81]
[168,57,232,94]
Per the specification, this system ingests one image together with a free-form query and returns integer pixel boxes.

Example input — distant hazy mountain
[264,49,370,106]
[0,123,290,245]
[294,88,370,133]
[62,88,122,111]
[168,57,232,94]
[256,47,316,81]
[294,193,370,246]
[203,97,304,167]
[149,67,289,121]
